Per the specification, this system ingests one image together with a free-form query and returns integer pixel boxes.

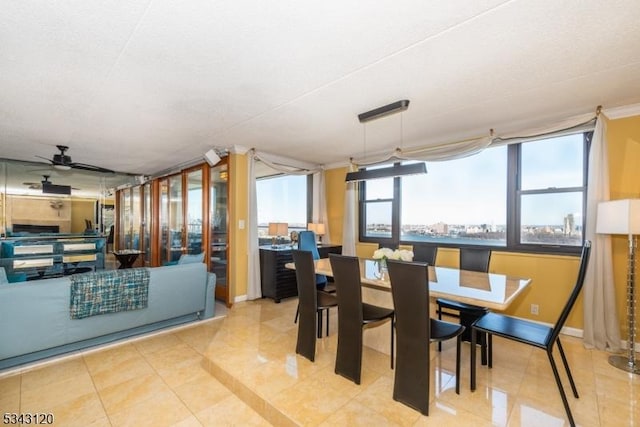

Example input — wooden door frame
[209,158,231,307]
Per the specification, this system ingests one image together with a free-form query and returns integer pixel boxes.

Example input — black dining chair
[436,248,491,363]
[386,259,466,415]
[292,250,338,362]
[329,254,395,385]
[470,241,591,427]
[412,245,437,265]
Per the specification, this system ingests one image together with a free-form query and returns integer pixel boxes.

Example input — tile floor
[1,298,638,426]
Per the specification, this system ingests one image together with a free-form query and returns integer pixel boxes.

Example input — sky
[256,174,307,226]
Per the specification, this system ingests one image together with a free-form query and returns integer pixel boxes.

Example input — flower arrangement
[372,247,414,264]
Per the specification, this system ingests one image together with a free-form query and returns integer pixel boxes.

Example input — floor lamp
[596,199,640,374]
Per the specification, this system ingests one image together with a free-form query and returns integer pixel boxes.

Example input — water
[366,232,507,247]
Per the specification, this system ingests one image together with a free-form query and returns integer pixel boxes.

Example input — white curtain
[349,112,594,168]
[312,171,331,244]
[246,151,262,300]
[342,164,357,256]
[245,150,324,300]
[351,136,493,166]
[583,115,621,350]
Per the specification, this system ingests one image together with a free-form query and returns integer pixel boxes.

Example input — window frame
[358,132,592,255]
[359,174,400,248]
[508,132,591,254]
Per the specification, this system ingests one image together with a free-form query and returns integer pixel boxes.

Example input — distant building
[431,222,448,234]
[564,213,575,236]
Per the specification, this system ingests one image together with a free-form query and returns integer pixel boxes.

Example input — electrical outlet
[530,304,539,315]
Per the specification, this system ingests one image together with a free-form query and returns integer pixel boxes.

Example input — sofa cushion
[178,252,204,264]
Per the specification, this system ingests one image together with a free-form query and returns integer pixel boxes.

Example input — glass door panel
[116,187,142,252]
[142,183,151,264]
[158,178,170,265]
[168,174,184,263]
[186,169,203,255]
[210,163,228,303]
[119,189,131,249]
[131,186,141,250]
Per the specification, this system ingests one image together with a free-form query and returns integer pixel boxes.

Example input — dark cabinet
[259,244,342,302]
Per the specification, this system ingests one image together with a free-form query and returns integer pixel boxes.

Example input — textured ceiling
[1,0,640,176]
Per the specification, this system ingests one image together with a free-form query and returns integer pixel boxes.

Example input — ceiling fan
[22,175,80,191]
[36,145,115,173]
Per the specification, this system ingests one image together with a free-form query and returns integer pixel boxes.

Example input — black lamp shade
[345,162,426,182]
[358,100,410,123]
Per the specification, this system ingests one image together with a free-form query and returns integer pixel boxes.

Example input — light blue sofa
[0,263,216,369]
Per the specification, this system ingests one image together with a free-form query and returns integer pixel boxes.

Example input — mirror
[0,159,134,236]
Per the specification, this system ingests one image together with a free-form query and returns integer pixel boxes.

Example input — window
[358,131,590,253]
[256,174,309,239]
[362,166,395,240]
[400,148,507,246]
[515,133,587,247]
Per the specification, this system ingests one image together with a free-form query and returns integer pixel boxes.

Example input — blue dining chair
[297,231,328,289]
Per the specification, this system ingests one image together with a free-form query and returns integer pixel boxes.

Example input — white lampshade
[596,199,640,235]
[307,222,325,235]
[268,222,288,236]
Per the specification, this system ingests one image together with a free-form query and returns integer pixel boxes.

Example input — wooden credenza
[259,244,342,302]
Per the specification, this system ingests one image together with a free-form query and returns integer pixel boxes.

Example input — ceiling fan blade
[70,162,115,174]
[35,155,54,164]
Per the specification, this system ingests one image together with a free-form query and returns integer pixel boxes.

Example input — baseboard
[560,326,583,338]
[621,340,640,352]
[234,294,248,303]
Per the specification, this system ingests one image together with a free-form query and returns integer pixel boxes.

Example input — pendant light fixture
[357,99,410,123]
[346,99,427,182]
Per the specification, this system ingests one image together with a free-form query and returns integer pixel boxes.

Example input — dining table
[285,257,532,355]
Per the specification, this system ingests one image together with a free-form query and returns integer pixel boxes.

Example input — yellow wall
[229,152,249,302]
[325,167,348,245]
[385,244,583,325]
[70,199,96,233]
[607,114,640,335]
[322,113,640,332]
[4,196,109,235]
[6,196,72,233]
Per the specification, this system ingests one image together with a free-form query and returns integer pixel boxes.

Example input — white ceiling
[2,0,640,176]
